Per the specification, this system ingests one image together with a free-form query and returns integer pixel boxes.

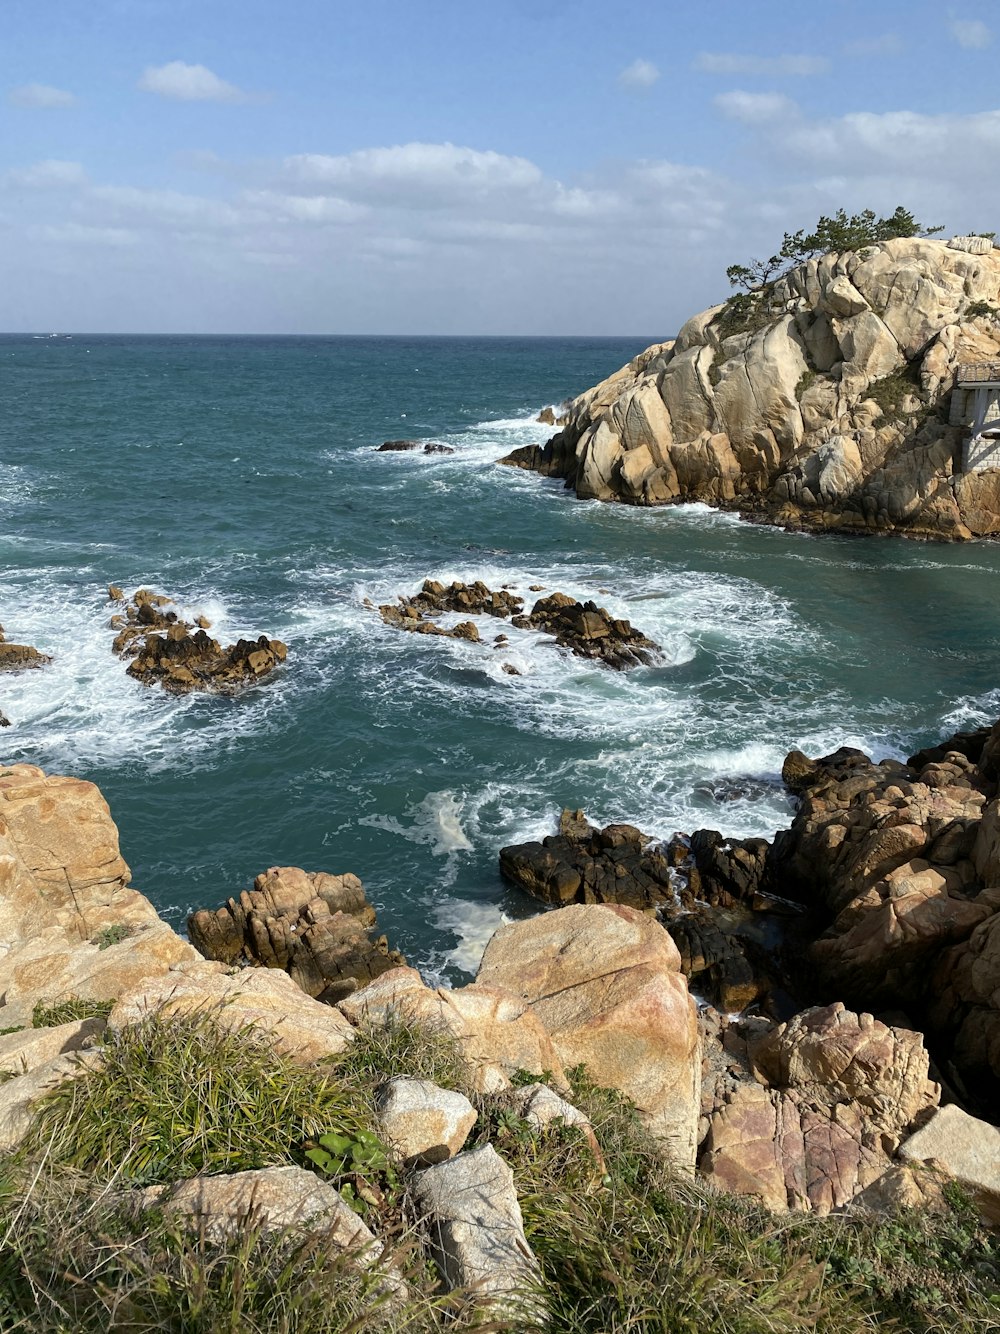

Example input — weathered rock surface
[109,961,356,1062]
[110,587,287,693]
[700,1003,939,1213]
[138,1166,379,1254]
[899,1104,1000,1223]
[188,865,404,1004]
[0,624,50,671]
[338,966,567,1093]
[377,579,660,669]
[411,1144,543,1323]
[477,903,701,1166]
[0,764,197,1016]
[502,237,1000,540]
[376,1077,477,1168]
[0,1049,103,1152]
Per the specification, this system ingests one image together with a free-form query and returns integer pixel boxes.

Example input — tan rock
[477,904,700,1166]
[0,1018,104,1078]
[109,963,355,1063]
[376,1077,477,1168]
[0,1050,103,1152]
[900,1104,1000,1223]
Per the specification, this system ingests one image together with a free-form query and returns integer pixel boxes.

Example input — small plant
[91,923,133,950]
[305,1129,399,1217]
[966,299,1000,321]
[715,291,779,340]
[31,998,114,1028]
[795,369,817,401]
[865,362,925,423]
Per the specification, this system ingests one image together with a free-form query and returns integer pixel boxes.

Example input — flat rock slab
[0,1049,103,1152]
[139,1166,377,1254]
[900,1104,1000,1223]
[376,1077,477,1168]
[411,1144,544,1323]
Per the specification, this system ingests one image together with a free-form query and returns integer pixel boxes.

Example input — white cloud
[618,58,660,89]
[950,18,992,49]
[5,159,88,188]
[714,90,798,124]
[283,143,543,206]
[138,61,248,102]
[696,51,829,76]
[32,222,136,247]
[8,83,76,108]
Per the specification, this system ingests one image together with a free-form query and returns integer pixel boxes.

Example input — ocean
[3,332,1000,981]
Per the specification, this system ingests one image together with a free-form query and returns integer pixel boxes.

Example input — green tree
[727,207,944,292]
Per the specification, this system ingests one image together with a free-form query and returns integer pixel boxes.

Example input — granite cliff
[504,235,1000,539]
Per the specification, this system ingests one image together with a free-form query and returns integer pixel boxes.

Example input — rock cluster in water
[109,586,287,694]
[187,865,405,1004]
[502,236,1000,540]
[375,439,455,455]
[0,623,50,673]
[377,578,660,670]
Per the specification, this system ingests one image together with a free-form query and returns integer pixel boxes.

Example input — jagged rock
[188,866,404,1004]
[667,913,763,1013]
[378,580,660,669]
[688,829,775,908]
[411,1145,544,1324]
[899,1105,1000,1223]
[138,1166,379,1254]
[0,709,10,727]
[375,440,454,455]
[375,1077,477,1168]
[700,1003,939,1214]
[109,961,356,1063]
[502,238,1000,540]
[499,808,680,910]
[111,587,287,693]
[477,904,701,1166]
[0,765,198,1016]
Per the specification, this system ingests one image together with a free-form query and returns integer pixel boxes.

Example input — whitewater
[3,333,1000,982]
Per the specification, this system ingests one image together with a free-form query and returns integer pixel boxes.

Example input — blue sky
[3,0,1000,333]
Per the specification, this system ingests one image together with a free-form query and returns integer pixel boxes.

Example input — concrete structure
[952,362,1000,471]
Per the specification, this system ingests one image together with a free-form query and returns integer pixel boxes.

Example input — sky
[3,0,1000,334]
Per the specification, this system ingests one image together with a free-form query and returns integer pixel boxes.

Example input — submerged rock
[375,439,455,455]
[187,865,405,1005]
[110,586,287,694]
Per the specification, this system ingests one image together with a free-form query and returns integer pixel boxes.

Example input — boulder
[512,1082,606,1171]
[411,1144,543,1324]
[0,1049,103,1152]
[375,1077,477,1168]
[109,962,356,1063]
[477,904,701,1166]
[900,1104,1000,1224]
[138,1166,379,1254]
[188,866,404,1004]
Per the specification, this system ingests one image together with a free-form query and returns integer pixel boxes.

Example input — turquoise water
[3,333,1000,980]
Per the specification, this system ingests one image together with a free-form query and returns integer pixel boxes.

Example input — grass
[25,1012,370,1187]
[31,999,114,1029]
[90,924,133,951]
[795,369,817,401]
[715,290,781,340]
[864,361,926,424]
[1,1013,998,1331]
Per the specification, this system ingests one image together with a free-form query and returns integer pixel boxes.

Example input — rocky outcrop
[376,579,660,670]
[187,865,404,1004]
[502,237,1000,539]
[700,1003,939,1214]
[477,903,701,1166]
[0,764,197,1019]
[109,587,287,693]
[0,623,50,672]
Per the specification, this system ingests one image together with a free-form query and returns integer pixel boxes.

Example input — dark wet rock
[376,439,422,451]
[499,808,680,911]
[668,913,762,1013]
[377,580,660,670]
[188,865,405,1005]
[111,587,287,694]
[0,624,51,672]
[907,726,993,774]
[0,708,9,727]
[422,442,455,455]
[688,830,777,909]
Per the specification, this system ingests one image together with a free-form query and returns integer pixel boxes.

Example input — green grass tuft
[31,998,114,1028]
[91,923,133,951]
[27,1012,370,1187]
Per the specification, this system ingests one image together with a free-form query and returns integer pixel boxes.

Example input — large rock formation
[187,865,404,1004]
[502,236,1000,539]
